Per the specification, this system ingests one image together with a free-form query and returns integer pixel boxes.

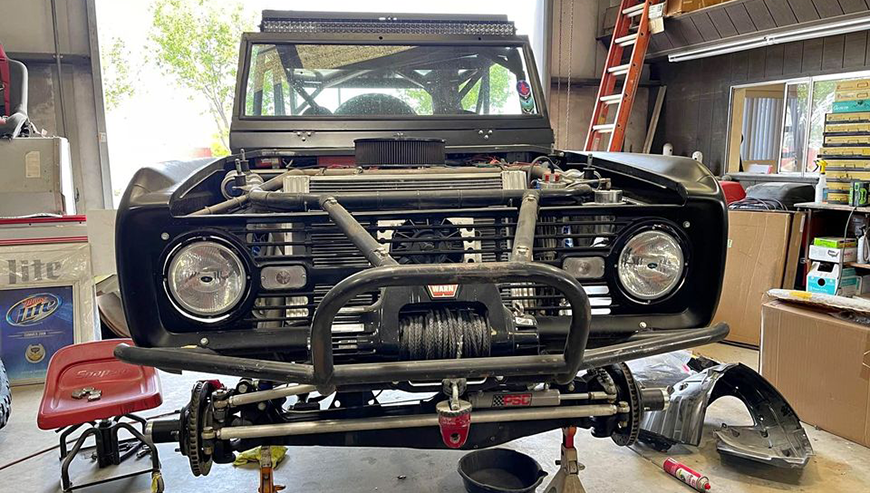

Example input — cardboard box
[808,244,857,263]
[761,301,870,447]
[712,210,805,346]
[806,263,858,296]
[666,0,726,16]
[813,237,857,248]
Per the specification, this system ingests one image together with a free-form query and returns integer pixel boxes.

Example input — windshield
[243,43,538,118]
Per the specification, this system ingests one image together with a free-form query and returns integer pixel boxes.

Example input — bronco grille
[232,207,629,329]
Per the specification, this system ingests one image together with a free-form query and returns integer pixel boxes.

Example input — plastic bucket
[457,448,548,493]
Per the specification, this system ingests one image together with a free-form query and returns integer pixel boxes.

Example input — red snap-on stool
[37,339,164,492]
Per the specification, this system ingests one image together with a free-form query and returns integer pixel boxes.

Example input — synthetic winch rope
[400,308,491,360]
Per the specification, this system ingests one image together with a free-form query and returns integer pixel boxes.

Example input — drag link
[216,404,618,440]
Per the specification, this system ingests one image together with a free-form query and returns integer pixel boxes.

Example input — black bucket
[457,448,548,493]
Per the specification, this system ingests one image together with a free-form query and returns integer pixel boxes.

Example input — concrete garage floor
[2,343,870,492]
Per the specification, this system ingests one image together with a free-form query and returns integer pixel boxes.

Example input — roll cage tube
[262,43,528,117]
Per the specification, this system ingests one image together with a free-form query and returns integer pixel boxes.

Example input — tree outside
[100,0,252,157]
[148,0,253,156]
[100,37,137,111]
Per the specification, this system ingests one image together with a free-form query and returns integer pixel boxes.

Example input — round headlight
[167,240,247,319]
[617,230,685,301]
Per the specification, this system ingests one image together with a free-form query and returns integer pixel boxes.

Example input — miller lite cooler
[0,217,98,385]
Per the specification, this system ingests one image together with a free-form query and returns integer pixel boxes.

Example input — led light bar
[260,10,516,36]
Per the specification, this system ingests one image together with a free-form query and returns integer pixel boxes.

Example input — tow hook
[437,378,472,449]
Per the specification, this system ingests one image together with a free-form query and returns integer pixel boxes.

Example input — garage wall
[547,0,652,151]
[549,0,607,150]
[0,0,110,212]
[652,32,870,175]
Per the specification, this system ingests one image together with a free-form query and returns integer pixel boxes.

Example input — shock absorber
[468,389,614,408]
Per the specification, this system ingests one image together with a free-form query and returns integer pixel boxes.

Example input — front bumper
[116,322,729,390]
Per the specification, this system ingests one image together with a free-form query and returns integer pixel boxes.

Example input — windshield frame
[233,32,548,123]
[230,32,553,153]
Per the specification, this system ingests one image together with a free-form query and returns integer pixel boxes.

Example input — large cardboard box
[666,0,727,16]
[761,301,870,447]
[712,210,804,346]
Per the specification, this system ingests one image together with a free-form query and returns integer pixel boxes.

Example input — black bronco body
[114,11,729,475]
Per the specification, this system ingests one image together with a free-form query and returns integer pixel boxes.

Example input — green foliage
[101,37,136,111]
[402,88,432,115]
[400,64,512,115]
[461,65,511,113]
[149,0,253,148]
[210,132,230,157]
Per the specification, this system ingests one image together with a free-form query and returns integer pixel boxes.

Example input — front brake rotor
[182,380,214,476]
[607,363,641,447]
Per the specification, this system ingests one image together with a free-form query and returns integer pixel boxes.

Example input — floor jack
[543,427,587,493]
[258,446,285,493]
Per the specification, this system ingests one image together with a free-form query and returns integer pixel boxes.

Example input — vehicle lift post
[544,426,587,493]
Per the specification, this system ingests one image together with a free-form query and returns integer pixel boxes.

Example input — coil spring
[400,308,491,360]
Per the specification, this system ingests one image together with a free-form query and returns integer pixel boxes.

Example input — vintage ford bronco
[114,11,730,479]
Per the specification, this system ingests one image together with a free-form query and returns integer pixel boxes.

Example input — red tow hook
[437,379,472,449]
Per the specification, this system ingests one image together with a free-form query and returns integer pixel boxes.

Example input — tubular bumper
[114,323,729,388]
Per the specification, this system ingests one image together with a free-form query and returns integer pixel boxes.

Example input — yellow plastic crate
[825,122,870,133]
[822,159,870,169]
[827,112,870,123]
[825,180,852,191]
[825,135,870,146]
[827,170,870,181]
[836,89,870,102]
[837,79,870,92]
[820,147,870,157]
[827,191,851,204]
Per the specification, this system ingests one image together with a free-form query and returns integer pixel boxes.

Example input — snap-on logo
[5,293,61,326]
[76,368,133,379]
[427,284,460,299]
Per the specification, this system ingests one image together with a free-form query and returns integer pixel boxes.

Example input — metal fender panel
[633,359,813,469]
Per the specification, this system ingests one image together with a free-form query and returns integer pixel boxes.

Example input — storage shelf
[795,202,870,213]
[846,262,870,270]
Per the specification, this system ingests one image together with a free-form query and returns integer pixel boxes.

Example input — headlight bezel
[614,223,689,305]
[162,234,252,323]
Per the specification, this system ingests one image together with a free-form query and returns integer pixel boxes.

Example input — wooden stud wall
[652,32,870,175]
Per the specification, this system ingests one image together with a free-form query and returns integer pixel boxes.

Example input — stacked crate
[822,79,870,204]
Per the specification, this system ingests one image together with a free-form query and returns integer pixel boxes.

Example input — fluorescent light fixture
[669,16,870,63]
[668,37,767,62]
